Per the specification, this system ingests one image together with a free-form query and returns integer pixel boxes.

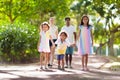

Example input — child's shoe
[69,65,73,69]
[40,66,43,69]
[64,65,68,68]
[61,67,65,71]
[58,65,61,70]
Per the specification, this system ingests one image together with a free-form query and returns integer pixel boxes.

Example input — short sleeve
[65,39,70,47]
[61,26,64,30]
[79,25,82,29]
[72,26,76,32]
[40,31,42,36]
[89,25,93,30]
[55,39,60,44]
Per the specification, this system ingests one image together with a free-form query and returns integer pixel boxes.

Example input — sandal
[81,68,85,71]
[85,68,89,71]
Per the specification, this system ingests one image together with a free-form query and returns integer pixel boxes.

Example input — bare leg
[62,58,64,70]
[40,52,44,69]
[48,53,51,65]
[85,54,89,70]
[58,55,61,69]
[81,55,85,70]
[65,54,68,68]
[58,60,60,69]
[44,53,48,69]
[58,60,60,66]
[69,54,72,67]
[40,53,43,66]
[50,46,55,65]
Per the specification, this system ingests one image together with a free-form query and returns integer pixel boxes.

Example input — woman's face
[49,18,54,24]
[83,17,89,25]
[42,24,49,31]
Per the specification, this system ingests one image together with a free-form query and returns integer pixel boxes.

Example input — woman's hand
[52,43,55,48]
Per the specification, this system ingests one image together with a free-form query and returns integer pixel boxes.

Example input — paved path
[0,53,120,80]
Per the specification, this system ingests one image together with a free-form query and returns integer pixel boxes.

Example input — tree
[0,0,36,24]
[0,0,73,27]
[71,0,120,56]
[93,0,120,56]
[70,0,95,27]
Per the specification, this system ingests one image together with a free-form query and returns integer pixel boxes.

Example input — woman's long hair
[80,15,91,29]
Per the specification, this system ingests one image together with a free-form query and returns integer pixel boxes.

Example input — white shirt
[49,25,58,39]
[61,25,76,43]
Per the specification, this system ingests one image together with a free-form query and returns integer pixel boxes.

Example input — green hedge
[0,23,39,63]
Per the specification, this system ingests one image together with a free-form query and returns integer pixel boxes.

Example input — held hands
[70,42,76,47]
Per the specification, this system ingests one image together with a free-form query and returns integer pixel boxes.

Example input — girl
[55,31,74,70]
[77,15,93,71]
[37,22,55,69]
[48,17,58,67]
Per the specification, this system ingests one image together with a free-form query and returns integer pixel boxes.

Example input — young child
[55,31,73,70]
[77,15,93,71]
[37,22,55,70]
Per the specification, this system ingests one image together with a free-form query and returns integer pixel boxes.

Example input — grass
[105,55,120,71]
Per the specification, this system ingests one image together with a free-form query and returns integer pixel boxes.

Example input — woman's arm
[55,29,58,38]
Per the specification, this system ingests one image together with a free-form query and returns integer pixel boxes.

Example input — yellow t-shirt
[57,44,67,54]
[55,39,70,55]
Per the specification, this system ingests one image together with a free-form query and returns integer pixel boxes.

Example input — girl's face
[82,16,89,25]
[42,24,49,31]
[60,33,67,41]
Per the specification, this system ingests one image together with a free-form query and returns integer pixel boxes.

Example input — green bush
[0,23,39,63]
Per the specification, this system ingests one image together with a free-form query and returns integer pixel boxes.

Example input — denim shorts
[57,54,64,60]
[65,47,74,54]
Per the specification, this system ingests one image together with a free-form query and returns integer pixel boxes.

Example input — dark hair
[65,17,70,21]
[60,32,68,37]
[80,15,91,29]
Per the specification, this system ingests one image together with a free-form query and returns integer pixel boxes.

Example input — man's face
[65,19,70,26]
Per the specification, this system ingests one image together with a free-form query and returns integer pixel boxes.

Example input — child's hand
[70,43,76,47]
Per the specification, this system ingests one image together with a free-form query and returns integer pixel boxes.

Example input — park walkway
[0,53,120,80]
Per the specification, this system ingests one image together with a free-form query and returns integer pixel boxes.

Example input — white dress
[38,31,50,52]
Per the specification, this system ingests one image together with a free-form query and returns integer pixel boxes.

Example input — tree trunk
[109,33,114,56]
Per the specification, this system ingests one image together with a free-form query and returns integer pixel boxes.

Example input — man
[61,17,76,68]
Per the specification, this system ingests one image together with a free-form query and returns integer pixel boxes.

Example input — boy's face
[60,33,67,41]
